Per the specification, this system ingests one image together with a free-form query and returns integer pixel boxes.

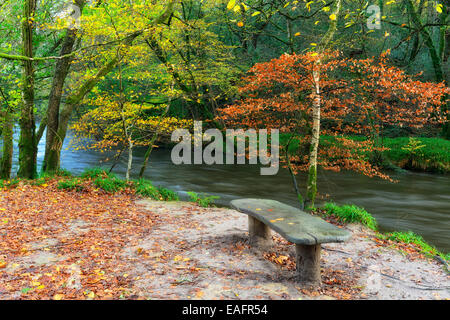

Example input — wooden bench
[231,198,351,286]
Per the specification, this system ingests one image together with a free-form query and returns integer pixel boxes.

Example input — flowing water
[5,127,450,252]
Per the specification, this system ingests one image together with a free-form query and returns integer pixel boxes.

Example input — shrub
[321,202,377,230]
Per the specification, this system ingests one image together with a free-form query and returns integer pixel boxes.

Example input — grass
[81,167,110,179]
[157,186,179,201]
[381,137,450,173]
[187,191,220,207]
[280,133,450,173]
[380,231,450,261]
[321,202,378,230]
[93,176,128,193]
[57,178,85,192]
[319,202,449,262]
[127,179,180,201]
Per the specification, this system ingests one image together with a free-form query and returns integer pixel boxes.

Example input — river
[5,127,450,253]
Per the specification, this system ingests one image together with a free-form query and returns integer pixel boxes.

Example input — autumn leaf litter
[0,180,448,300]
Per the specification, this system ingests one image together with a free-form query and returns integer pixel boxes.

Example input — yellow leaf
[87,291,95,299]
[329,14,337,21]
[53,294,64,300]
[294,32,301,36]
[227,0,236,10]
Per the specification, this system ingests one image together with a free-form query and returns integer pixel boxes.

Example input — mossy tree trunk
[43,0,86,173]
[45,1,175,171]
[0,109,14,180]
[405,0,448,139]
[17,0,37,179]
[306,0,342,207]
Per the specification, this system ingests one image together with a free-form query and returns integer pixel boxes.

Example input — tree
[219,50,448,208]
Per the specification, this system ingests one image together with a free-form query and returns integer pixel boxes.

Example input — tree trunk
[43,1,86,173]
[17,0,37,179]
[0,111,14,179]
[305,0,342,207]
[139,92,172,179]
[406,0,444,82]
[306,73,321,207]
[126,137,133,182]
[45,2,175,170]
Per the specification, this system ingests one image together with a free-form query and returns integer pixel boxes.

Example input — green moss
[307,166,317,207]
[321,202,378,230]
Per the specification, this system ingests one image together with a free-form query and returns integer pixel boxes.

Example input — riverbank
[280,135,450,174]
[0,177,448,299]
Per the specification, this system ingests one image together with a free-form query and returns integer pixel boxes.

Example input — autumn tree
[219,50,448,208]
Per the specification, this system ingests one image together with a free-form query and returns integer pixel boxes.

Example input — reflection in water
[5,127,450,252]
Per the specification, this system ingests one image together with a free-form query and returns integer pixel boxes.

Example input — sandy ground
[125,200,449,300]
[1,197,448,300]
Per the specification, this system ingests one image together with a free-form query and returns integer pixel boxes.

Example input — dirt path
[1,189,448,299]
[126,200,449,300]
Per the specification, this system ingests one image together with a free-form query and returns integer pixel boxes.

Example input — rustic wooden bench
[231,198,351,286]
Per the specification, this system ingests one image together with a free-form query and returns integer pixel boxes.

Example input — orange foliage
[219,51,448,178]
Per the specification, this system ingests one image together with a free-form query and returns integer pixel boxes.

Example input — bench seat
[231,198,351,286]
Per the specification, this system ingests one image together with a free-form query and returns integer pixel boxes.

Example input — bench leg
[295,244,321,286]
[248,216,271,247]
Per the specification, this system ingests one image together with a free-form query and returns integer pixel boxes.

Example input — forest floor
[0,182,449,300]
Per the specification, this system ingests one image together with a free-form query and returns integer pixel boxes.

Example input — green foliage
[381,231,448,261]
[81,168,110,180]
[382,137,450,173]
[187,191,220,208]
[280,134,450,173]
[157,187,179,201]
[134,179,161,199]
[133,179,179,201]
[322,202,377,230]
[94,176,127,193]
[0,178,21,189]
[57,178,85,192]
[39,169,72,179]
